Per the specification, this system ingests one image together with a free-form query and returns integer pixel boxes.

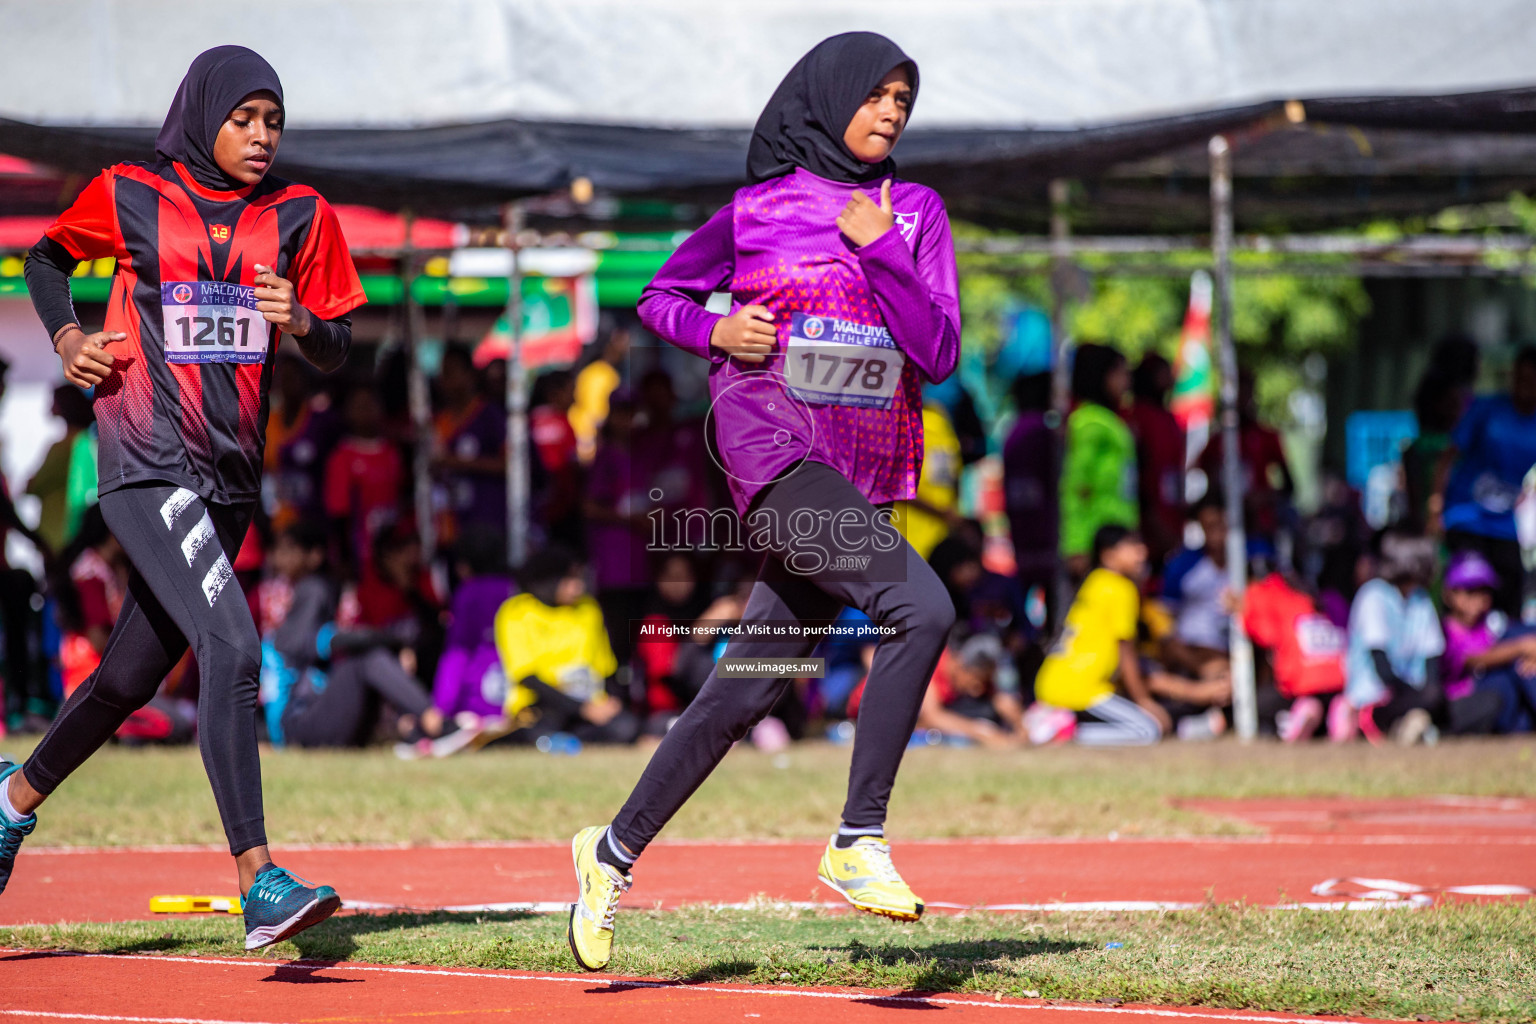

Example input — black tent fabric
[0,107,1278,209]
[5,87,1536,230]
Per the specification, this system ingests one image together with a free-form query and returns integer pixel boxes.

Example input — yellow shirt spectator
[1034,568,1139,711]
[894,403,962,560]
[493,593,617,716]
[570,359,621,464]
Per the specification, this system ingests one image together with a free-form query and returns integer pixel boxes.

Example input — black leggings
[25,484,266,855]
[611,461,954,858]
[282,648,433,748]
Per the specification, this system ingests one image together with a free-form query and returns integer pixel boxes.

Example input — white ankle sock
[835,825,883,849]
[604,828,636,866]
[0,774,27,823]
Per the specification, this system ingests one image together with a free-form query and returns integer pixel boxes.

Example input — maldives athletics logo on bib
[170,283,194,305]
[802,317,826,340]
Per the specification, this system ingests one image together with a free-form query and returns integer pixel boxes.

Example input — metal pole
[503,201,529,568]
[1209,135,1258,741]
[401,210,437,562]
[1048,178,1074,627]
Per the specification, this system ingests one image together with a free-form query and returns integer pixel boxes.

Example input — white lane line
[359,900,1216,914]
[341,899,575,914]
[1446,884,1533,895]
[0,950,1386,1023]
[944,902,1203,912]
[21,833,1536,856]
[332,891,1523,916]
[0,1013,287,1024]
[1311,877,1533,903]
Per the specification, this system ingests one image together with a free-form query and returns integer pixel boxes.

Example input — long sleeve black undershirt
[294,314,351,373]
[24,234,351,371]
[24,236,80,343]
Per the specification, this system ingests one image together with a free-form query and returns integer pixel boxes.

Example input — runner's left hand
[254,263,313,337]
[836,179,895,248]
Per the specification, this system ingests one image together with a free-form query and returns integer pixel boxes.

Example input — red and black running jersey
[45,160,365,506]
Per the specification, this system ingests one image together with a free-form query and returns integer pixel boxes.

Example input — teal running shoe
[0,762,36,897]
[242,864,341,950]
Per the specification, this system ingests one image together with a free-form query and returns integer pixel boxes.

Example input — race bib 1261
[784,312,904,409]
[161,281,268,364]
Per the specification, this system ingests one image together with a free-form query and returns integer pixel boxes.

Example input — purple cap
[1445,551,1500,592]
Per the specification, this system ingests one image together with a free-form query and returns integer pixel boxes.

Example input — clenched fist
[709,304,776,364]
[55,326,123,388]
[836,179,895,248]
[254,263,312,337]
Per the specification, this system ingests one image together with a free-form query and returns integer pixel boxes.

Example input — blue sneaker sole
[244,892,342,950]
[0,761,37,898]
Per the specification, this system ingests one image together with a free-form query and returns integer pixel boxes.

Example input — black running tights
[611,461,955,858]
[25,484,266,855]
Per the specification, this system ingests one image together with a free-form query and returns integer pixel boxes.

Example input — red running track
[2,831,1534,923]
[1,797,1532,1023]
[0,948,1409,1024]
[1171,795,1536,837]
[6,796,1536,924]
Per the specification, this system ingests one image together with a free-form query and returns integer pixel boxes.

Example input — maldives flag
[474,274,596,370]
[1171,270,1214,429]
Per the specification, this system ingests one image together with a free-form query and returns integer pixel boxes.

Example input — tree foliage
[953,222,1370,427]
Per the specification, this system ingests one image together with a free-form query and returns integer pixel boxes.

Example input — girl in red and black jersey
[3,46,366,950]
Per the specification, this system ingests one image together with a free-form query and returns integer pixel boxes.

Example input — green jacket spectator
[1061,345,1137,559]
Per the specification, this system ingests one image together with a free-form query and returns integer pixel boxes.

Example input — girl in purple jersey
[568,32,960,971]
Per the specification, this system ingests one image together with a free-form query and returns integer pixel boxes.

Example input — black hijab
[1071,344,1127,410]
[746,32,918,186]
[155,45,284,191]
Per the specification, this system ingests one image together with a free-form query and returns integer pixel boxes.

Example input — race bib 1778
[160,281,269,364]
[784,312,904,410]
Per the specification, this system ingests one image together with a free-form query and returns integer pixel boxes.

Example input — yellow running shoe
[817,835,924,921]
[568,825,632,971]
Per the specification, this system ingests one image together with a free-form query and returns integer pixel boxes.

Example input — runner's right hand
[709,305,776,363]
[55,327,124,388]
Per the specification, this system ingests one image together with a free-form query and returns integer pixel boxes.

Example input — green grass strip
[4,903,1533,1021]
[5,738,1535,847]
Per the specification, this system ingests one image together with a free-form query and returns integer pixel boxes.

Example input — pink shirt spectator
[1443,614,1504,701]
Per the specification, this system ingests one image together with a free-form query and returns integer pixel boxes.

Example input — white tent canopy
[5,0,1536,130]
[6,0,1536,227]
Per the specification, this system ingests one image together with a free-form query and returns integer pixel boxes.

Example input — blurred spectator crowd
[1,321,1535,756]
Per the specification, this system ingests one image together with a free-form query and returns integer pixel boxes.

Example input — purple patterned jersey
[639,168,960,515]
